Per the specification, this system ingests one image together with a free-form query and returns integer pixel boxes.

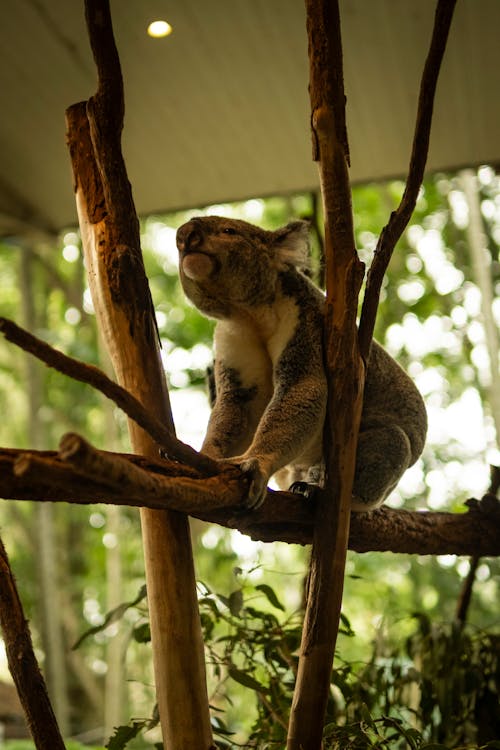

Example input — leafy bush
[98,580,500,749]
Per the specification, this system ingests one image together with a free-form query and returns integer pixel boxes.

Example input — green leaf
[105,721,146,750]
[228,589,244,616]
[228,665,269,693]
[255,583,285,611]
[132,622,151,643]
[73,584,147,649]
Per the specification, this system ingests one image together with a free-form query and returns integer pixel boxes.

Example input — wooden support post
[287,2,363,747]
[288,1,457,747]
[66,2,214,747]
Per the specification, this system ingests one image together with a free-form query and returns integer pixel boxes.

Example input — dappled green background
[0,168,499,748]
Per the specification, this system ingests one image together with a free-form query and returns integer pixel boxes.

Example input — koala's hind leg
[352,424,412,511]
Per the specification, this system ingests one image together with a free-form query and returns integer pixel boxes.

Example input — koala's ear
[272,220,311,268]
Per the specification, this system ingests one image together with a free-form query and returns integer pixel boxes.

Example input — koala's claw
[289,481,319,500]
[237,458,268,509]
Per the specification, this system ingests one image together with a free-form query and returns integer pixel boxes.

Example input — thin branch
[0,316,217,474]
[455,465,500,624]
[358,0,457,359]
[0,535,66,750]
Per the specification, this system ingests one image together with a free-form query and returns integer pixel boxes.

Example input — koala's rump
[361,342,427,464]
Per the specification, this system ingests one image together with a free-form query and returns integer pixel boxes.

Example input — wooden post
[288,1,457,747]
[287,2,364,747]
[65,1,214,747]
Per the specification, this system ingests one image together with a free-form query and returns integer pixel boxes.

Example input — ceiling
[1,0,499,238]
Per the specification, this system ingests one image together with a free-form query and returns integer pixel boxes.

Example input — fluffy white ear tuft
[272,221,311,268]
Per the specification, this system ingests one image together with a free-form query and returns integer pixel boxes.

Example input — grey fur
[177,216,427,510]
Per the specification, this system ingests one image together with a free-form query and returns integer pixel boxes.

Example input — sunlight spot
[151,224,178,270]
[89,512,106,528]
[405,254,423,273]
[448,189,469,229]
[155,310,167,328]
[63,231,79,245]
[64,306,81,325]
[91,659,108,675]
[62,244,80,262]
[243,199,264,221]
[103,532,118,549]
[397,280,425,304]
[478,165,495,185]
[83,288,95,314]
[476,563,490,582]
[201,527,222,550]
[437,554,457,568]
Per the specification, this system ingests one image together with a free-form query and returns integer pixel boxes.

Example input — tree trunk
[459,168,500,441]
[65,2,213,745]
[287,4,364,747]
[19,246,70,735]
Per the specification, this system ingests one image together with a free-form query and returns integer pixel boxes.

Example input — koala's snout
[177,221,203,253]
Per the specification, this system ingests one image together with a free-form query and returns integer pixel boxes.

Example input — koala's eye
[222,227,238,236]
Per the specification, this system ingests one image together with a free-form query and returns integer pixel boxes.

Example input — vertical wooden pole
[66,2,214,747]
[287,3,364,748]
[288,2,456,746]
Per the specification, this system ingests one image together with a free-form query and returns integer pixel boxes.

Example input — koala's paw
[289,481,319,501]
[234,457,268,509]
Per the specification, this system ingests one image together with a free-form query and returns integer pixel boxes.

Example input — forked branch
[358,0,457,359]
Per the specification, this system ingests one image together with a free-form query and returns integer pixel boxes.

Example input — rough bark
[0,536,66,750]
[64,2,214,746]
[288,1,457,747]
[287,2,364,747]
[1,441,499,554]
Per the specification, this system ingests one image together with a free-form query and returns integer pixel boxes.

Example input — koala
[176,216,427,511]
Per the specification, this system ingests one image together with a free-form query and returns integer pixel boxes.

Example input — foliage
[93,576,500,749]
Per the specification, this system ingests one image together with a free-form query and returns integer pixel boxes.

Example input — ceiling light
[147,20,173,38]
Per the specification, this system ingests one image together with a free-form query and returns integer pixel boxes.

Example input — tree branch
[288,1,365,745]
[358,0,457,359]
[1,442,499,555]
[0,316,217,474]
[0,535,66,750]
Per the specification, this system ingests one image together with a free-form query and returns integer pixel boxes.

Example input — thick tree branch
[358,0,457,359]
[2,442,499,555]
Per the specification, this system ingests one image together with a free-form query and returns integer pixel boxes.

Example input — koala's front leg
[236,371,327,508]
[202,362,265,461]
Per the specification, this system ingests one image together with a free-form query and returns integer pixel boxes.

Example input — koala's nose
[177,222,203,252]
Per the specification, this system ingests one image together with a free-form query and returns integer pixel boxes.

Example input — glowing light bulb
[147,20,173,38]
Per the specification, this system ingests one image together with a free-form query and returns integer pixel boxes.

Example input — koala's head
[176,216,310,318]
